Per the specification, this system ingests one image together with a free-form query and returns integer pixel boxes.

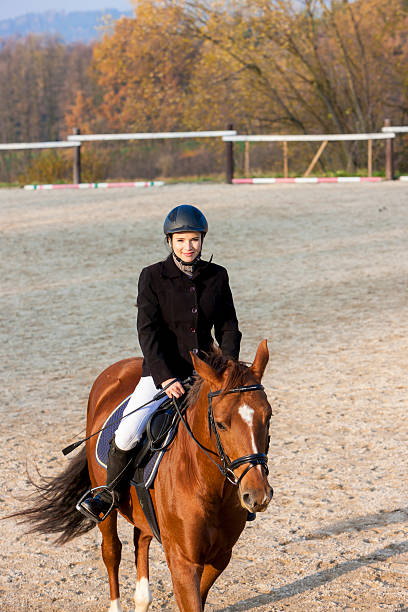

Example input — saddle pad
[95,396,175,488]
[95,395,131,469]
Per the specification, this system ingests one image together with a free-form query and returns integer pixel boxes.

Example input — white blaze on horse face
[134,577,153,612]
[238,404,258,453]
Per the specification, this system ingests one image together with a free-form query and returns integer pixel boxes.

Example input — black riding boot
[78,439,134,523]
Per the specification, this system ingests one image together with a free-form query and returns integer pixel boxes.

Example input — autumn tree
[67,1,201,133]
[179,0,408,169]
[0,36,94,182]
[0,36,93,143]
[4,0,408,180]
[65,1,231,178]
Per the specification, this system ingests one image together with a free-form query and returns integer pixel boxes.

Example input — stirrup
[76,486,116,523]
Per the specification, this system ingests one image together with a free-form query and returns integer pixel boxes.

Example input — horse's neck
[175,382,224,490]
[189,382,211,447]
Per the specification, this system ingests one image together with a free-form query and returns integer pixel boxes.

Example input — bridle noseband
[207,383,269,486]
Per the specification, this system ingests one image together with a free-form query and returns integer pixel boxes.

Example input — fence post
[384,118,394,180]
[244,141,250,177]
[226,124,234,184]
[283,141,288,178]
[73,127,81,184]
[367,139,372,178]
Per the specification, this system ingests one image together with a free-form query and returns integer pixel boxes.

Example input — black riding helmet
[163,204,208,236]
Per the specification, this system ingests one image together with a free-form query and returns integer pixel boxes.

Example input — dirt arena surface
[1,182,408,611]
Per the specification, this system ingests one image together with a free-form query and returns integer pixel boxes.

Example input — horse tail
[5,446,95,545]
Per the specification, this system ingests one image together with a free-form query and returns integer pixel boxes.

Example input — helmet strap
[172,250,202,270]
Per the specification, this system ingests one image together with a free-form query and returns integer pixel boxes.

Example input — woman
[80,204,241,522]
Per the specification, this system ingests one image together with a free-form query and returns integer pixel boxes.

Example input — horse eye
[216,422,227,431]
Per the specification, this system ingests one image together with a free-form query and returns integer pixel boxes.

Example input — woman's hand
[161,378,185,399]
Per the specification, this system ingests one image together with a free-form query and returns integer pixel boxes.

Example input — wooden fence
[66,128,237,184]
[0,121,400,184]
[223,130,396,181]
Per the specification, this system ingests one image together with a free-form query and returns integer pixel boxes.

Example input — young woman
[80,204,242,522]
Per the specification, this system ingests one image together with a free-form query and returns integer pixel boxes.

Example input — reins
[63,374,269,488]
[61,377,194,456]
[172,383,269,486]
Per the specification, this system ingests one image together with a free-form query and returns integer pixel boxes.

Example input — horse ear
[190,352,223,387]
[250,339,269,382]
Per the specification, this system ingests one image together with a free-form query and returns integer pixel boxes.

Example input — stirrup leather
[76,486,117,523]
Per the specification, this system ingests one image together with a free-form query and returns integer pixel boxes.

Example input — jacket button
[190,327,196,333]
[192,307,197,314]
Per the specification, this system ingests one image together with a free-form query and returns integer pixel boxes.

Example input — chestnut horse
[11,340,272,611]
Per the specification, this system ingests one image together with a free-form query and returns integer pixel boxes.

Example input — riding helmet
[163,205,208,236]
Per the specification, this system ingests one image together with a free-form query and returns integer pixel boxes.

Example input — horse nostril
[243,492,252,507]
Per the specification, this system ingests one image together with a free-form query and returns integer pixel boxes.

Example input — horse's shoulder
[96,357,143,381]
[89,357,143,411]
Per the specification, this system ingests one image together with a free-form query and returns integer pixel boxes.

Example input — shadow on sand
[303,507,408,541]
[215,508,408,611]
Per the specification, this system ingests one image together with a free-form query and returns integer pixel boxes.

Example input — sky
[0,1,133,21]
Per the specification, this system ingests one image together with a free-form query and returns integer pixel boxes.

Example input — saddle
[95,396,181,542]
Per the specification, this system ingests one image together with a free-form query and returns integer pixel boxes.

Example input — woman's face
[171,231,202,263]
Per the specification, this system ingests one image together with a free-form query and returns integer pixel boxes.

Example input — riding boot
[78,439,136,523]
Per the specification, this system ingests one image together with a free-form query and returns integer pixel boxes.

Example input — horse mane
[186,350,250,410]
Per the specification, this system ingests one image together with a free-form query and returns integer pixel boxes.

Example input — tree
[179,0,408,168]
[69,2,201,133]
[0,36,94,182]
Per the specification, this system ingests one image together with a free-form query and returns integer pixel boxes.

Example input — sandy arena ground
[1,182,408,611]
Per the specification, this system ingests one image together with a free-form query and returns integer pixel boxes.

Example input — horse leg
[200,552,232,608]
[167,553,204,611]
[98,511,123,612]
[133,527,153,612]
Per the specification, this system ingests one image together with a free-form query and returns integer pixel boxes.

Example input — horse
[9,339,273,611]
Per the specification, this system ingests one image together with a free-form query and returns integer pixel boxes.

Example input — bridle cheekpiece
[207,383,269,486]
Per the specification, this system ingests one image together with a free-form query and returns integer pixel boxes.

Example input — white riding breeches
[114,376,166,451]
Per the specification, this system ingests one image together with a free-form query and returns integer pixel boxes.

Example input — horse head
[191,339,273,515]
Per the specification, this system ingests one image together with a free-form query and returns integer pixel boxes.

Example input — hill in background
[0,9,133,43]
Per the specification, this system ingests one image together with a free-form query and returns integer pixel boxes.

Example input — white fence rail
[382,126,408,133]
[0,141,80,151]
[1,130,237,184]
[222,132,395,179]
[67,130,237,142]
[0,127,398,183]
[222,133,395,142]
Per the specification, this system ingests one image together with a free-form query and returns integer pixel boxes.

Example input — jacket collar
[160,254,183,279]
[160,254,212,279]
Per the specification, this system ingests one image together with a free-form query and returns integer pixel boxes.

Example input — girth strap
[132,467,162,543]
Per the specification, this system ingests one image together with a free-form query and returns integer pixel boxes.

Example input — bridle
[207,384,269,485]
[173,382,269,487]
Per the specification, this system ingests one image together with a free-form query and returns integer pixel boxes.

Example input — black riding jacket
[137,255,242,387]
